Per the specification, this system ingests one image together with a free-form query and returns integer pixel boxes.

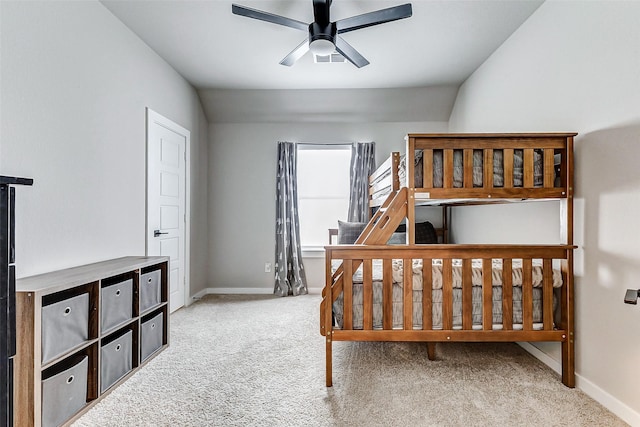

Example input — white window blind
[297,144,351,249]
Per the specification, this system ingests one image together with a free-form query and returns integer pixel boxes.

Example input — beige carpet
[73,294,626,426]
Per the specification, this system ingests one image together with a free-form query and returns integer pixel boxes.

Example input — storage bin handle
[66,375,74,384]
[63,306,72,316]
[115,344,121,352]
[115,289,121,296]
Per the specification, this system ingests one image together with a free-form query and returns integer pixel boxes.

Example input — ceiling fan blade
[279,39,310,66]
[232,4,308,31]
[313,0,331,27]
[336,3,412,34]
[334,36,369,68]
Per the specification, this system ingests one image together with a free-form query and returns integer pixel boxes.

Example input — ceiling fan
[232,0,412,68]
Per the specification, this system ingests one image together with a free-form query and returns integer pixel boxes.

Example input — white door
[146,108,189,313]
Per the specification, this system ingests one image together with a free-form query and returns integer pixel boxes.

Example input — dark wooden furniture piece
[321,133,576,388]
[1,175,33,427]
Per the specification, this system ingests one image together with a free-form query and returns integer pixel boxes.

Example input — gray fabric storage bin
[140,312,163,362]
[41,293,89,364]
[101,279,133,333]
[41,356,88,427]
[140,270,161,312]
[100,329,133,393]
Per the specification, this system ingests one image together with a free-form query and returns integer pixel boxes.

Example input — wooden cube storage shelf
[14,256,169,427]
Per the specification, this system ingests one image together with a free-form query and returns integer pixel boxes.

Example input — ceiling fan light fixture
[232,1,413,67]
[309,39,335,56]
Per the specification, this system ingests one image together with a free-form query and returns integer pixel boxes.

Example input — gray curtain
[348,142,376,222]
[274,142,308,297]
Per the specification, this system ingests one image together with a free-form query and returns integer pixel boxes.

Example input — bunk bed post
[562,135,576,388]
[324,247,333,387]
[442,205,449,243]
[391,152,400,192]
[405,135,416,244]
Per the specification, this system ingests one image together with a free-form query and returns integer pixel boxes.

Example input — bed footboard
[321,244,575,387]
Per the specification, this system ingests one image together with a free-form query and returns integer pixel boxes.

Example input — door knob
[154,230,168,237]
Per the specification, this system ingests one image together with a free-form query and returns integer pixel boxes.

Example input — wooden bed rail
[321,245,575,385]
[367,134,576,205]
[369,152,399,207]
[406,133,575,201]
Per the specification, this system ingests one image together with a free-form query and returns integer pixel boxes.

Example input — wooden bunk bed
[320,133,577,388]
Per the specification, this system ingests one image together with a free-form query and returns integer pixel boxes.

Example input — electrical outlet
[264,263,272,273]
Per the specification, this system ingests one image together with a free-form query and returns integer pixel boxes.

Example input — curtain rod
[295,142,353,146]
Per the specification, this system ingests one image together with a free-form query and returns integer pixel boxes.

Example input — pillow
[337,220,367,244]
[386,232,406,245]
[394,221,438,244]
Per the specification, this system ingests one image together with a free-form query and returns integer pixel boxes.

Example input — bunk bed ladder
[320,188,408,336]
[358,187,408,244]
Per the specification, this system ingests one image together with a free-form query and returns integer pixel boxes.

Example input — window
[297,144,351,249]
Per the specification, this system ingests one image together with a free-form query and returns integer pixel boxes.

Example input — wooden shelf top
[16,256,169,294]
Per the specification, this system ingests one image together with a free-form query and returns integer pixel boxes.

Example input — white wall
[0,1,209,296]
[449,1,640,424]
[208,121,447,292]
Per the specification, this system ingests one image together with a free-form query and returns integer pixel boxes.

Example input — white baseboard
[517,342,561,375]
[518,342,640,426]
[576,372,640,426]
[191,287,323,300]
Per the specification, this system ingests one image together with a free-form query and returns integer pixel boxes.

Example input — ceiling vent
[313,53,346,64]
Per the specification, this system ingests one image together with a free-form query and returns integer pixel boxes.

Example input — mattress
[398,149,546,189]
[332,259,562,331]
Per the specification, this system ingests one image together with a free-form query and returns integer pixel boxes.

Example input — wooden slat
[544,148,555,188]
[369,153,394,184]
[420,187,566,200]
[522,259,533,330]
[443,149,454,188]
[411,134,573,150]
[363,259,373,330]
[462,259,473,330]
[503,148,514,189]
[502,259,513,330]
[543,259,554,330]
[482,259,493,330]
[422,259,433,330]
[369,176,393,197]
[403,258,413,330]
[423,149,433,189]
[331,329,566,342]
[383,259,393,330]
[329,245,574,261]
[442,259,453,330]
[524,148,534,188]
[463,149,473,188]
[343,261,353,330]
[484,149,494,189]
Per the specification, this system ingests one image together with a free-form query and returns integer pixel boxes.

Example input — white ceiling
[101,0,544,122]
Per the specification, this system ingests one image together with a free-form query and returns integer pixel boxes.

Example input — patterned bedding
[332,259,562,330]
[398,149,545,188]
